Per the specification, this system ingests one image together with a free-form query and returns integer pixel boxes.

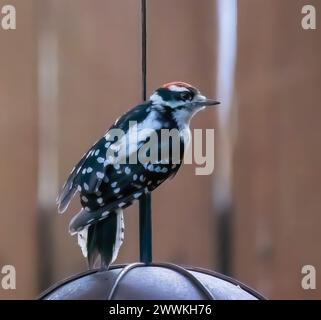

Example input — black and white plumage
[56,81,219,269]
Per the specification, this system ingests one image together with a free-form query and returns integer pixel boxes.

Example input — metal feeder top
[39,263,265,300]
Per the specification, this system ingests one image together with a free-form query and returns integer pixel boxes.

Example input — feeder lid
[39,263,265,300]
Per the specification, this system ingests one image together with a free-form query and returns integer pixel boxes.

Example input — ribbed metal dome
[39,263,265,300]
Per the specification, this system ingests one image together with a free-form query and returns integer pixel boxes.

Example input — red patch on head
[162,81,194,89]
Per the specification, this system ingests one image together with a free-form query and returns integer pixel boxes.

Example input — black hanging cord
[139,0,152,264]
[141,0,147,101]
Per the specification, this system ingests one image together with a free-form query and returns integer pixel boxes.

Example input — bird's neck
[149,103,192,153]
[172,109,193,131]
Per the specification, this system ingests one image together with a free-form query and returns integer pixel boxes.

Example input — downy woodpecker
[56,81,219,269]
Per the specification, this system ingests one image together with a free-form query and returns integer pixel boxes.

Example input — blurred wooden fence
[0,0,320,299]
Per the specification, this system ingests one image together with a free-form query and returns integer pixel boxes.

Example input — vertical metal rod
[141,0,147,102]
[139,0,152,264]
[139,192,152,263]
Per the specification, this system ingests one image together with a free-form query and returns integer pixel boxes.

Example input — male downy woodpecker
[56,81,219,269]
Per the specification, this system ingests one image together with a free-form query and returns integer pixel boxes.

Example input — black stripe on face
[186,86,198,97]
[156,87,197,102]
[156,88,174,101]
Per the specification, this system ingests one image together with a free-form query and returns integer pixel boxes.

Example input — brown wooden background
[0,0,320,299]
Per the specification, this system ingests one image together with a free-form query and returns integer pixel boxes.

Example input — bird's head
[150,81,220,113]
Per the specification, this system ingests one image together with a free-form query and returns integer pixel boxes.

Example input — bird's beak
[187,96,220,108]
[195,99,220,107]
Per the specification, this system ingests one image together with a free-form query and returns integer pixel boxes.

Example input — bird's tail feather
[81,209,124,269]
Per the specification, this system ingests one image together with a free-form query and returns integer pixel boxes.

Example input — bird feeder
[39,263,264,300]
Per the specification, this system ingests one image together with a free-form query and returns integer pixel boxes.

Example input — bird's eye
[180,92,192,101]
